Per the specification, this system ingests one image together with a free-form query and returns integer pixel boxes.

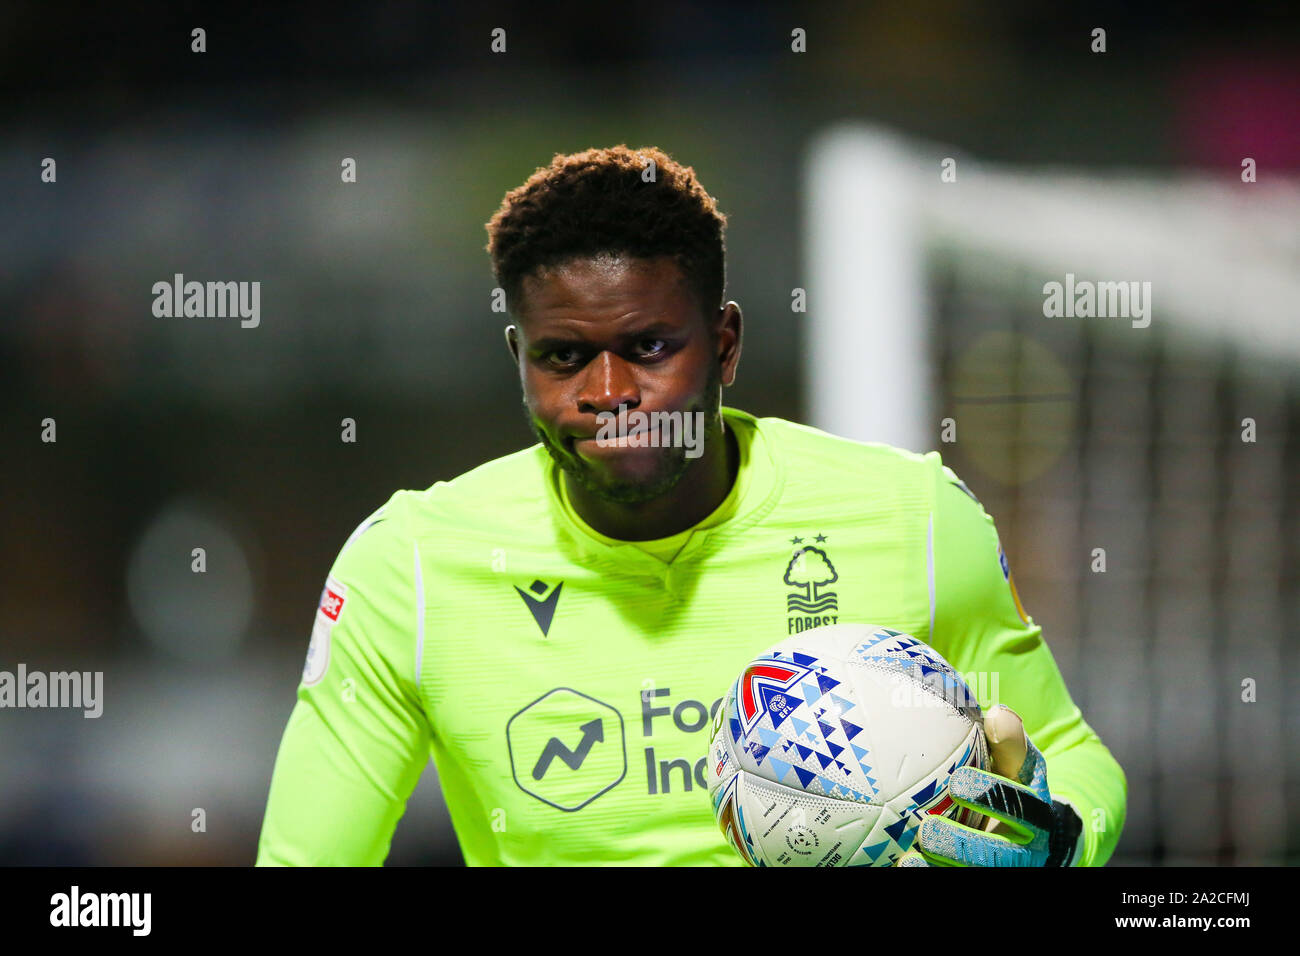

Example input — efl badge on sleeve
[303,576,347,685]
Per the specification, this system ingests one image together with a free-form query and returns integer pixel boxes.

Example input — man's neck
[565,424,739,541]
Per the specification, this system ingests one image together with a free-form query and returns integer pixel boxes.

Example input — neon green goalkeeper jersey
[257,407,1126,866]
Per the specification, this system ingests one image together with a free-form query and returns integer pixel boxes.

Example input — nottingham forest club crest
[784,535,839,635]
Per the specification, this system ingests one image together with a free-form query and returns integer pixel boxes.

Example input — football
[706,622,989,866]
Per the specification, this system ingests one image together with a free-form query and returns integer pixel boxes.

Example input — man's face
[507,254,736,505]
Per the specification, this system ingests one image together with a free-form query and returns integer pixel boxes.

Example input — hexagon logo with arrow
[506,688,626,811]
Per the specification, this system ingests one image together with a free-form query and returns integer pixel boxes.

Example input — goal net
[803,124,1300,865]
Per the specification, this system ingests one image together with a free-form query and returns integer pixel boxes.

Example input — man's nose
[577,350,640,415]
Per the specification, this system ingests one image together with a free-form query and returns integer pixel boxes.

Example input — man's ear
[717,302,742,386]
[505,324,519,364]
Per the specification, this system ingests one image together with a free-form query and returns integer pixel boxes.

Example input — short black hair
[485,145,727,321]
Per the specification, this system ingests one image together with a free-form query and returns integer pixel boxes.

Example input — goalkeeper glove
[898,705,1084,867]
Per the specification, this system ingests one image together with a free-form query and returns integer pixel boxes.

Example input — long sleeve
[256,498,431,866]
[927,455,1127,866]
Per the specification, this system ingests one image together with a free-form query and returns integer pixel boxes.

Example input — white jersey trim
[340,506,387,557]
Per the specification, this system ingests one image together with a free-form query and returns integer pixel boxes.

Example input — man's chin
[534,424,696,506]
[560,457,689,506]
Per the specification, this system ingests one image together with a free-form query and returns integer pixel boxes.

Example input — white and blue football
[707,623,989,866]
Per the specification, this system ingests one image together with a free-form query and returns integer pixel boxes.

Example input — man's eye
[547,349,580,366]
[637,339,666,356]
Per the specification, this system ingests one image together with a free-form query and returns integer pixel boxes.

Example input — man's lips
[569,425,649,442]
[566,420,654,442]
[567,425,656,456]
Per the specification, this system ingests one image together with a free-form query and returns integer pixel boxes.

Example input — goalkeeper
[257,145,1125,866]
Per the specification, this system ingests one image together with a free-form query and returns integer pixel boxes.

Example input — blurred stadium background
[1,3,1297,865]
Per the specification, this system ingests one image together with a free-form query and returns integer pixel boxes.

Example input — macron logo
[515,579,563,637]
